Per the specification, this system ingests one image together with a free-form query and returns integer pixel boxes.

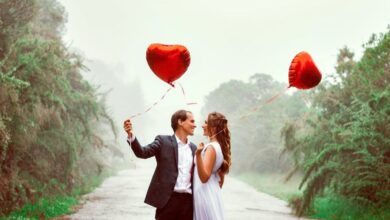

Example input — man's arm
[124,119,160,159]
[130,136,161,159]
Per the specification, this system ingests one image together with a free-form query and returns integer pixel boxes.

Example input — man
[124,110,197,220]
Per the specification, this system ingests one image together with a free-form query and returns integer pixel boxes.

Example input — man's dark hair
[171,110,191,131]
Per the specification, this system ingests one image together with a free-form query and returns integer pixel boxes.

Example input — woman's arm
[196,143,216,183]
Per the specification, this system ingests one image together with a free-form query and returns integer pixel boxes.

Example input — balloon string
[239,87,290,120]
[299,93,311,106]
[128,82,197,119]
[208,128,227,140]
[176,82,198,105]
[297,93,313,128]
[265,87,290,104]
[128,86,173,119]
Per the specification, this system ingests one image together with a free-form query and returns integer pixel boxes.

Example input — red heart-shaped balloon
[288,51,322,89]
[146,43,191,86]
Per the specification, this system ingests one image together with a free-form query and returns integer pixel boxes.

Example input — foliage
[281,29,390,217]
[0,0,118,216]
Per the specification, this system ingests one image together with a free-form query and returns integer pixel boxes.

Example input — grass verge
[236,171,303,201]
[0,170,113,220]
[236,172,390,220]
[310,196,390,220]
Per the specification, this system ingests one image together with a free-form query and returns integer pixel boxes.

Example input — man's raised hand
[124,119,133,138]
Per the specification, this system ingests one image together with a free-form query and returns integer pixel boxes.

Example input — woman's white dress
[193,141,225,220]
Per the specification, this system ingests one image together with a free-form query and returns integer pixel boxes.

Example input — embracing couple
[124,109,231,220]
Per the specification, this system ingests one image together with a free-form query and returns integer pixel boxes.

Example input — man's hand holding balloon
[124,119,133,139]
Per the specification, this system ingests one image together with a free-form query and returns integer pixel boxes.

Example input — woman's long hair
[207,112,231,174]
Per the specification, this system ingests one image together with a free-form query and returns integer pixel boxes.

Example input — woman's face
[202,119,209,136]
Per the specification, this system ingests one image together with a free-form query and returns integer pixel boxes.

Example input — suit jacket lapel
[171,135,178,169]
[190,143,196,157]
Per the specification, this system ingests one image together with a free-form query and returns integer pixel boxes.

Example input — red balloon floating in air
[288,51,322,89]
[146,43,191,87]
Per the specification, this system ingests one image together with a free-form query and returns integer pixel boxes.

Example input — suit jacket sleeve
[128,135,161,159]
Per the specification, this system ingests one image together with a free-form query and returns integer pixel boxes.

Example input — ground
[60,159,312,220]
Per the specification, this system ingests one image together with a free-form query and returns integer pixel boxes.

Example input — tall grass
[311,196,390,220]
[1,196,78,220]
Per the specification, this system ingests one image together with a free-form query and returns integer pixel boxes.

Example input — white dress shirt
[173,135,193,194]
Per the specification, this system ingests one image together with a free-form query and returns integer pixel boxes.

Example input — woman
[193,112,232,220]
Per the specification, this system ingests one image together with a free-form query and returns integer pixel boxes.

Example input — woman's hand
[196,142,205,156]
[195,143,217,183]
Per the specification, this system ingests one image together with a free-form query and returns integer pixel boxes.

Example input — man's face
[179,112,196,136]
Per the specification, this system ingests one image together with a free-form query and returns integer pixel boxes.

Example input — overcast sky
[59,0,390,140]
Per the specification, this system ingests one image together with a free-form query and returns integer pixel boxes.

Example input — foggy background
[58,0,390,155]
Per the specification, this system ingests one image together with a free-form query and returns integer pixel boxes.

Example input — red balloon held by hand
[146,43,191,86]
[288,51,322,89]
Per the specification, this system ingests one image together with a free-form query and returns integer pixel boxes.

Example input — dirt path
[62,159,311,220]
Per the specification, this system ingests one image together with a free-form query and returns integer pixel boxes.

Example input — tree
[0,0,117,215]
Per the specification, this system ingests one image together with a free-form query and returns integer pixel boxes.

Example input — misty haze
[1,0,389,219]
